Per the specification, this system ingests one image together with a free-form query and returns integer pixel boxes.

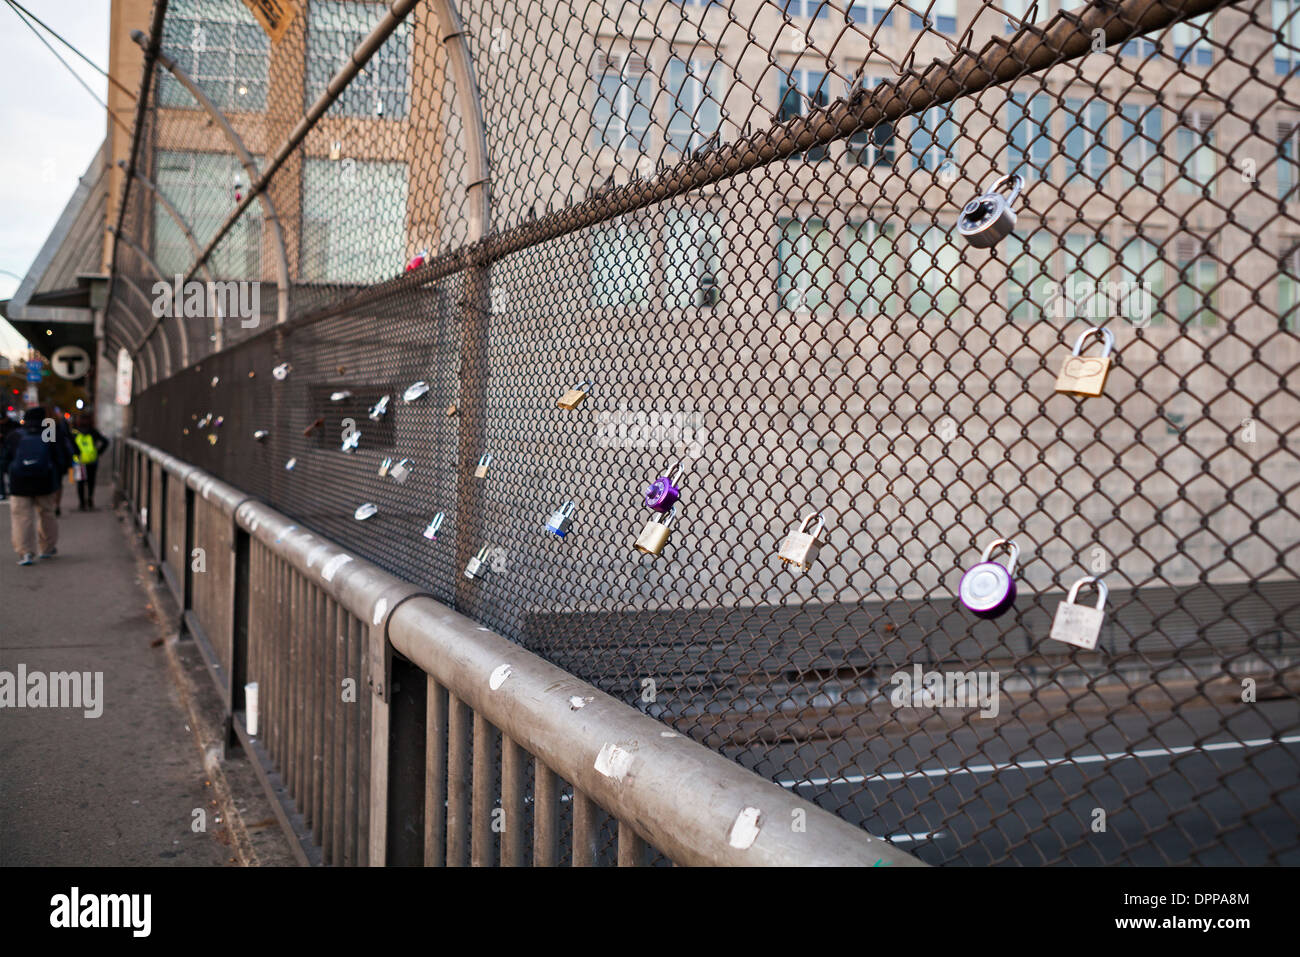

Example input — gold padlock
[1055,326,1115,397]
[778,513,825,569]
[557,381,591,410]
[473,452,492,478]
[634,507,677,555]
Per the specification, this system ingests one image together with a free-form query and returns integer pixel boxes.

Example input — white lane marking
[780,735,1300,788]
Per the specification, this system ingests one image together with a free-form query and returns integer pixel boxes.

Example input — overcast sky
[0,0,111,362]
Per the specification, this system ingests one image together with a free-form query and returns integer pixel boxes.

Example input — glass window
[844,220,901,315]
[1176,116,1217,196]
[1064,233,1112,322]
[1175,252,1217,327]
[777,217,834,313]
[306,0,411,119]
[847,76,895,167]
[1065,99,1109,187]
[1007,230,1055,322]
[1276,0,1300,74]
[1280,251,1300,329]
[159,0,269,111]
[592,56,653,153]
[1279,121,1299,200]
[1120,105,1164,190]
[1118,237,1165,326]
[848,2,892,26]
[301,158,408,284]
[1007,93,1051,181]
[666,58,722,155]
[663,210,723,308]
[779,70,830,162]
[907,224,961,319]
[154,150,263,279]
[590,219,652,306]
[913,103,958,171]
[785,0,831,17]
[911,0,957,33]
[1172,14,1213,66]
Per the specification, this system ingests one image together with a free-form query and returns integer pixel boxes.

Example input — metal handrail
[125,437,922,866]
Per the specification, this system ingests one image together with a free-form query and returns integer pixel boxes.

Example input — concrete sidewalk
[0,486,234,865]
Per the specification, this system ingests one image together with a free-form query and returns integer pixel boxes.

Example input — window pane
[302,158,408,284]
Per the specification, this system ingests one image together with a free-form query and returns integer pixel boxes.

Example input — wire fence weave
[110,0,1300,865]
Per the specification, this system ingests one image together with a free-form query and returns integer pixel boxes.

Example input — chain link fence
[108,0,1300,865]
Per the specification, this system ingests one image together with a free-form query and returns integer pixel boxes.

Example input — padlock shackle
[798,512,825,537]
[661,505,677,527]
[479,452,492,466]
[989,172,1024,206]
[560,500,576,516]
[664,460,685,484]
[1070,325,1115,359]
[1066,575,1108,610]
[427,512,445,534]
[979,537,1020,573]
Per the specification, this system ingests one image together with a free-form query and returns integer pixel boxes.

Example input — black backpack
[8,430,56,496]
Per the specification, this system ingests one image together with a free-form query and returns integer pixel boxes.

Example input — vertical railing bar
[317,592,335,856]
[572,791,596,867]
[308,583,324,838]
[533,762,559,868]
[357,613,372,866]
[329,599,345,865]
[365,623,389,868]
[424,675,447,866]
[500,735,526,867]
[471,712,494,866]
[446,692,471,867]
[286,571,300,799]
[617,821,648,867]
[342,613,360,867]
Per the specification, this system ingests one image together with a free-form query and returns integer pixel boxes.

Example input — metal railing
[123,437,918,865]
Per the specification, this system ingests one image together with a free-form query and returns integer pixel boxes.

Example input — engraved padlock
[644,461,684,513]
[959,538,1020,619]
[1049,576,1109,650]
[635,506,677,555]
[557,381,592,410]
[545,500,576,538]
[473,452,492,478]
[778,513,825,569]
[1055,326,1115,397]
[465,545,490,579]
[957,173,1023,248]
[423,512,445,540]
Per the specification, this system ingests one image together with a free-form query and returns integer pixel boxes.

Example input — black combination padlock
[957,173,1023,248]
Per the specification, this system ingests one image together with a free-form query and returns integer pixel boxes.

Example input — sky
[0,0,111,362]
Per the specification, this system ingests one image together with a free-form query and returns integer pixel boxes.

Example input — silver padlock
[423,512,445,540]
[1049,576,1109,650]
[369,395,390,420]
[389,458,411,484]
[465,545,491,579]
[778,513,825,569]
[957,173,1023,248]
[546,501,576,538]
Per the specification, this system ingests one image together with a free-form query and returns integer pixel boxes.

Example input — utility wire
[3,0,133,135]
[5,0,136,101]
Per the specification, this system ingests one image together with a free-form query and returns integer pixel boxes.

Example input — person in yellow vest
[72,416,110,512]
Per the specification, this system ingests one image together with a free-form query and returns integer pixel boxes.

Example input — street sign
[25,359,42,383]
[51,345,91,380]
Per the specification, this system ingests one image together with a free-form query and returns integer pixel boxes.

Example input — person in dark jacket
[0,412,18,501]
[72,416,110,510]
[0,406,72,564]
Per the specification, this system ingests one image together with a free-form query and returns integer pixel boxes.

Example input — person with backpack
[0,406,72,565]
[0,411,18,502]
[72,416,109,511]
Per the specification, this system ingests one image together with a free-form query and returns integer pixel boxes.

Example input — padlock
[957,173,1023,248]
[369,395,390,420]
[330,390,353,402]
[557,381,592,410]
[404,380,430,402]
[1049,576,1109,650]
[272,362,291,380]
[378,457,393,477]
[284,458,297,471]
[354,503,378,521]
[473,453,492,478]
[644,461,685,513]
[253,430,269,441]
[423,512,445,540]
[389,458,411,484]
[546,501,576,538]
[465,545,491,579]
[959,538,1021,619]
[1055,327,1115,397]
[778,513,825,569]
[635,507,677,555]
[405,248,428,273]
[341,430,361,452]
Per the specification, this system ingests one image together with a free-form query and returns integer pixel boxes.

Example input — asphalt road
[0,491,231,866]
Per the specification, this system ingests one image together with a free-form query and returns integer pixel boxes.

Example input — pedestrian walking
[0,411,18,503]
[0,406,72,565]
[72,416,109,511]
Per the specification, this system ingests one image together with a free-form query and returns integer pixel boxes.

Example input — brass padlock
[778,513,825,569]
[634,507,677,555]
[1055,327,1115,397]
[557,381,592,410]
[473,452,492,478]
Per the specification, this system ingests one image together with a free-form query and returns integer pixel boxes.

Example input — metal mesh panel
[112,0,1300,865]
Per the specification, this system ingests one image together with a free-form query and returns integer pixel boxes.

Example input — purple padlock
[644,461,685,513]
[959,538,1020,619]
